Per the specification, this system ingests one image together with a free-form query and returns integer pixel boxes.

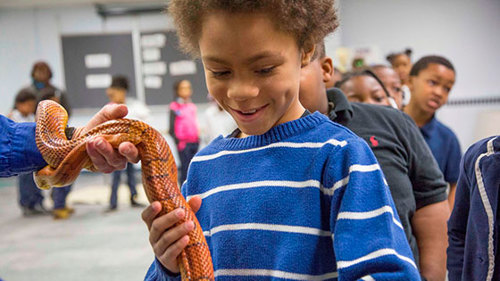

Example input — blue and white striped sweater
[145,112,420,280]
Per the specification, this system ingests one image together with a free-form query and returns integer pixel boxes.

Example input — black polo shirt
[327,88,448,267]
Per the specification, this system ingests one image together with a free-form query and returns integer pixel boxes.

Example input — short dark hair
[386,48,412,64]
[110,75,129,91]
[312,41,326,60]
[15,88,36,104]
[409,55,455,77]
[31,61,53,79]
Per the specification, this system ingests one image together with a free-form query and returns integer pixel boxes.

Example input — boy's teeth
[242,109,257,114]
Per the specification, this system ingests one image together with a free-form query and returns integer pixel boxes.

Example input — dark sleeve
[447,146,472,280]
[59,91,72,118]
[0,115,46,177]
[444,134,462,184]
[169,108,178,145]
[402,113,448,209]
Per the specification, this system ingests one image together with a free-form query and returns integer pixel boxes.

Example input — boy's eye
[211,70,231,77]
[443,86,451,93]
[427,80,437,86]
[256,66,276,75]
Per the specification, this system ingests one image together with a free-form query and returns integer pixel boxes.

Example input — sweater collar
[214,111,328,150]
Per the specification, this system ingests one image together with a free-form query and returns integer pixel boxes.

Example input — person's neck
[404,103,432,127]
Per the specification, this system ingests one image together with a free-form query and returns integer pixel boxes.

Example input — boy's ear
[301,44,316,67]
[320,57,334,85]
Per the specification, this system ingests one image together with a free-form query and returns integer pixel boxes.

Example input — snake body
[34,100,214,281]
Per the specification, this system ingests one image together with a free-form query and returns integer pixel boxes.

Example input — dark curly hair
[168,0,338,57]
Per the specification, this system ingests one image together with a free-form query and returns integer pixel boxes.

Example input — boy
[105,75,149,211]
[300,42,449,281]
[447,136,500,280]
[404,56,462,209]
[142,1,420,280]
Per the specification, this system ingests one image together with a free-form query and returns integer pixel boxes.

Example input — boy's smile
[199,11,310,137]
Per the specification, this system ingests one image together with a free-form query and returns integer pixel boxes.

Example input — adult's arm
[412,200,450,281]
[401,113,448,280]
[0,103,139,178]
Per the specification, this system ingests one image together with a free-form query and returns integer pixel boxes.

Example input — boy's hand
[82,103,140,173]
[141,196,202,273]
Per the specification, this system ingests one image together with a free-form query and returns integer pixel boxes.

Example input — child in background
[168,79,199,184]
[387,48,413,87]
[299,41,450,280]
[38,88,75,219]
[105,75,148,211]
[404,56,462,209]
[142,1,420,280]
[447,136,500,280]
[335,70,394,107]
[9,89,48,216]
[371,65,405,109]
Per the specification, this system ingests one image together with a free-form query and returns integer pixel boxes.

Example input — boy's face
[341,76,390,106]
[299,57,332,114]
[17,100,36,116]
[373,67,403,109]
[391,54,412,83]
[408,63,455,115]
[177,80,193,100]
[199,11,310,136]
[106,87,126,104]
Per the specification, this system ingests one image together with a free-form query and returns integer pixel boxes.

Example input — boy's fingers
[154,221,194,256]
[158,235,190,273]
[188,196,202,213]
[149,208,185,244]
[141,202,162,230]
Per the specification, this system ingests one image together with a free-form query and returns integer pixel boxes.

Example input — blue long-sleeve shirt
[145,112,420,280]
[0,115,46,177]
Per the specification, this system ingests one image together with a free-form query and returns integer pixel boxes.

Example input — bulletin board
[61,33,137,109]
[61,31,208,109]
[140,31,207,105]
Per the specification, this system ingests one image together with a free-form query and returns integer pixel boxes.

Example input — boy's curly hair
[168,0,338,57]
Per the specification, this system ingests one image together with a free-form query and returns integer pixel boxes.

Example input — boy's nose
[227,81,259,101]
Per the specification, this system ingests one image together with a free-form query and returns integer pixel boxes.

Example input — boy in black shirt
[299,42,449,281]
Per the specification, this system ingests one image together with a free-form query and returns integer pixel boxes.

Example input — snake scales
[34,100,214,281]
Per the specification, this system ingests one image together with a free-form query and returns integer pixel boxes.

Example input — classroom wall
[0,4,174,131]
[1,1,499,149]
[337,0,500,150]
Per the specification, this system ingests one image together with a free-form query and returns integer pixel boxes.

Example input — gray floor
[0,173,154,281]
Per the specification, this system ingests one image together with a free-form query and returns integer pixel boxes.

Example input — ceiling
[0,0,167,8]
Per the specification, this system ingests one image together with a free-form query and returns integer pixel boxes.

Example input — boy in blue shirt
[142,1,420,280]
[404,56,462,209]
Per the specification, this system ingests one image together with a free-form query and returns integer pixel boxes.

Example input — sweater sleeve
[144,259,181,281]
[0,115,46,177]
[329,137,421,280]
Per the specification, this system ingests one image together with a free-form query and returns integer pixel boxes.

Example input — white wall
[337,0,500,150]
[1,1,499,149]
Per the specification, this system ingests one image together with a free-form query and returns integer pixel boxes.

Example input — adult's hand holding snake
[82,103,140,173]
